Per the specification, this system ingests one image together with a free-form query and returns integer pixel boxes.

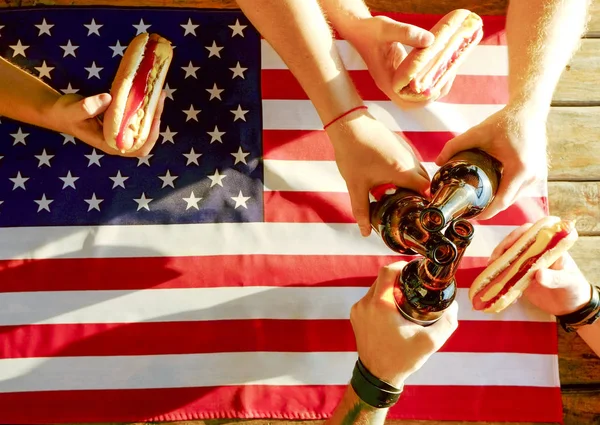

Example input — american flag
[0,6,561,424]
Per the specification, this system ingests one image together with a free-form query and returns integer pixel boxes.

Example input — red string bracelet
[323,105,368,130]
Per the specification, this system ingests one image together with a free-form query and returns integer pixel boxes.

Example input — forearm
[235,0,363,123]
[578,318,600,357]
[325,385,388,425]
[0,56,61,131]
[317,0,371,41]
[506,0,591,117]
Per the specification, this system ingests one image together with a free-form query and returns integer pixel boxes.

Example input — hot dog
[469,216,578,313]
[103,32,173,153]
[393,9,483,102]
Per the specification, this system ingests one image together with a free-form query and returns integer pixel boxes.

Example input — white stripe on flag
[260,40,509,75]
[263,159,548,197]
[0,287,553,326]
[262,100,505,131]
[0,351,558,393]
[0,223,516,260]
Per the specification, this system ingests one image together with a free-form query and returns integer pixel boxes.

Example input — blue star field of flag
[0,7,263,226]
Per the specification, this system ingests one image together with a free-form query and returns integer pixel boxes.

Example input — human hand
[435,106,548,220]
[350,261,459,387]
[326,111,430,236]
[488,223,592,316]
[48,92,166,157]
[345,15,455,109]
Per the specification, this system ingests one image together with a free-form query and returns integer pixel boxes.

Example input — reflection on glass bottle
[420,149,503,232]
[393,219,475,326]
[369,184,457,264]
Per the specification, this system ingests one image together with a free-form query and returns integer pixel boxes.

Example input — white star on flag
[231,105,249,122]
[160,126,177,144]
[158,170,178,188]
[60,40,79,57]
[35,61,54,79]
[109,40,127,57]
[206,83,224,100]
[61,83,79,94]
[229,19,247,37]
[231,146,250,165]
[208,169,227,187]
[183,105,201,122]
[85,149,104,167]
[110,171,129,189]
[181,61,200,79]
[10,171,29,190]
[183,191,202,210]
[231,191,250,209]
[181,18,199,36]
[133,19,151,35]
[84,62,103,79]
[35,149,54,167]
[84,193,104,211]
[10,40,29,57]
[35,18,54,36]
[205,41,223,58]
[230,62,247,79]
[11,128,29,145]
[207,126,225,143]
[134,193,153,211]
[61,133,76,144]
[84,18,103,36]
[163,83,177,100]
[34,194,53,212]
[59,171,79,189]
[137,154,153,167]
[183,148,202,166]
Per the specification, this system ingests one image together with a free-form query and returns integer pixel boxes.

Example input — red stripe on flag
[0,385,560,424]
[0,320,557,359]
[262,71,509,104]
[0,255,492,292]
[264,191,548,226]
[263,130,455,161]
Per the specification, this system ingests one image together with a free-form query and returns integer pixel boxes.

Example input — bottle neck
[420,183,475,232]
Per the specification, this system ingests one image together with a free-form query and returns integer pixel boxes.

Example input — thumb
[390,169,430,198]
[70,93,112,121]
[379,16,434,47]
[435,130,482,166]
[373,261,406,300]
[535,268,571,289]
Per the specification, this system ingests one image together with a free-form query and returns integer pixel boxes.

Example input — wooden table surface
[2,0,600,424]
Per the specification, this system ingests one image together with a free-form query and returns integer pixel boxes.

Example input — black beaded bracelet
[557,284,600,333]
[350,359,403,409]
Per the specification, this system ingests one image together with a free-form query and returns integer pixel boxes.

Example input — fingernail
[360,226,369,237]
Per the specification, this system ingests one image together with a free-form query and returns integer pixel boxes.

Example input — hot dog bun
[393,9,483,102]
[104,32,173,153]
[469,216,578,313]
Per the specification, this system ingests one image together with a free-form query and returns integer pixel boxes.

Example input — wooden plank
[562,391,600,425]
[559,321,600,386]
[2,0,600,37]
[568,236,600,287]
[2,0,509,14]
[554,40,600,105]
[548,182,600,236]
[547,107,600,181]
[587,0,600,38]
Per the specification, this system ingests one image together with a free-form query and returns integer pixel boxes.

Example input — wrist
[40,93,69,134]
[350,358,404,409]
[557,284,600,333]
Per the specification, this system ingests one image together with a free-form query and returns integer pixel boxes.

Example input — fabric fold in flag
[0,7,560,424]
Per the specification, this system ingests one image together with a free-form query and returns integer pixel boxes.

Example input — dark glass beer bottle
[420,149,503,232]
[393,219,475,326]
[370,184,457,264]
